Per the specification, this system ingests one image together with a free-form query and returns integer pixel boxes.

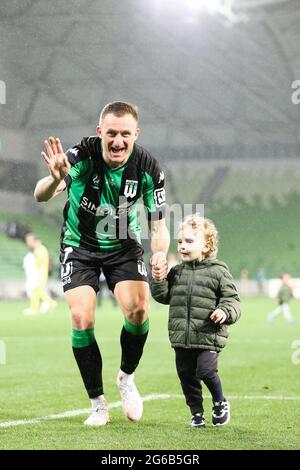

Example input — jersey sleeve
[64,137,92,186]
[142,158,166,221]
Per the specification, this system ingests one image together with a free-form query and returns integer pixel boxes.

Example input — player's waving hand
[41,136,70,182]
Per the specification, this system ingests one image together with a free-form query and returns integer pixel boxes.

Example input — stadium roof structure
[0,0,299,164]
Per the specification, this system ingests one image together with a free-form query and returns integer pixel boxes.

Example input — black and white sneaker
[190,412,205,428]
[212,399,230,426]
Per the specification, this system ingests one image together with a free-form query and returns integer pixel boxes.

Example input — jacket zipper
[185,265,195,346]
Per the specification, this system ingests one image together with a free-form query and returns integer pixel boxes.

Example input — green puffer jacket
[150,257,241,352]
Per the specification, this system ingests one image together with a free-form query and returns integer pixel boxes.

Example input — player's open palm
[41,136,70,182]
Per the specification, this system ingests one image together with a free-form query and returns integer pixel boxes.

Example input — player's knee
[71,307,94,330]
[127,300,148,324]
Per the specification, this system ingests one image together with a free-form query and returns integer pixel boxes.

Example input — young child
[268,273,294,324]
[151,214,241,428]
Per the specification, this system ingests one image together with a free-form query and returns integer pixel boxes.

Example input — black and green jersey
[62,136,166,252]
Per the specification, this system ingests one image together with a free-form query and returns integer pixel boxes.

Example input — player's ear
[96,125,101,137]
[135,128,141,140]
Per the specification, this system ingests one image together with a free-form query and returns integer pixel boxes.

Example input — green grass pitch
[0,297,299,450]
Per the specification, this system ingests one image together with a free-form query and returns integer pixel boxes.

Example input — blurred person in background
[23,233,57,315]
[268,272,294,324]
[256,267,266,296]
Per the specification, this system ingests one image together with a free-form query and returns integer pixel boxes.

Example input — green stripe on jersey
[63,160,93,246]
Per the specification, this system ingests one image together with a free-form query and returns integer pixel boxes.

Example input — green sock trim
[72,328,95,348]
[124,318,149,336]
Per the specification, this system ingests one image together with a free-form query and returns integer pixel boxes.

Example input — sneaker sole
[84,418,110,427]
[212,414,230,426]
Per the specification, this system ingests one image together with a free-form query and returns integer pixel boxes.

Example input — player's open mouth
[110,147,126,156]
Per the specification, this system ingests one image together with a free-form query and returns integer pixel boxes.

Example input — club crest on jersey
[124,180,138,198]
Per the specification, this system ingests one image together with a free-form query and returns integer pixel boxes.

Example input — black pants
[175,348,222,415]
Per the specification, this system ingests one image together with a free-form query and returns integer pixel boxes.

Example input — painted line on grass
[1,393,300,429]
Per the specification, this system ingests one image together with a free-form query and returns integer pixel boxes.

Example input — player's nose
[113,134,123,147]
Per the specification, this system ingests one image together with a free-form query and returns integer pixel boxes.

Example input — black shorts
[60,242,149,293]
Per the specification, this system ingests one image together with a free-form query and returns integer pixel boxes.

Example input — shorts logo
[124,180,138,198]
[62,247,73,264]
[61,262,73,286]
[61,247,73,286]
[137,260,147,277]
[154,188,166,207]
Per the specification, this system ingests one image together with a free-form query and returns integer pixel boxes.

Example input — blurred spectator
[240,268,249,281]
[23,233,57,315]
[5,221,31,240]
[268,272,294,324]
[256,267,266,295]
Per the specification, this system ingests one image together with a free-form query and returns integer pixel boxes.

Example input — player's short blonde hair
[179,214,219,258]
[100,101,139,123]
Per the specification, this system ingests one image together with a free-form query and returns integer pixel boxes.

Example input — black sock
[120,327,148,374]
[72,341,103,398]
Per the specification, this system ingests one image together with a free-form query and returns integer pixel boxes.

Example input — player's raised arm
[34,137,70,202]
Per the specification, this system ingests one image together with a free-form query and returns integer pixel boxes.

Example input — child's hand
[151,252,168,281]
[151,262,168,281]
[210,309,227,324]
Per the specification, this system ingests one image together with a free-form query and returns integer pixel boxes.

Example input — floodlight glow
[186,0,221,13]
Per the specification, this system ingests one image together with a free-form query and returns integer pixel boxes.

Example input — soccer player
[23,233,57,315]
[34,101,169,426]
[268,272,294,323]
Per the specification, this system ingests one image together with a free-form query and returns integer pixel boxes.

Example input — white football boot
[117,371,143,421]
[84,395,110,427]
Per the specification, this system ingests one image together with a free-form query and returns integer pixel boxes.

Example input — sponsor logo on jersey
[81,196,98,214]
[124,180,138,198]
[137,260,147,277]
[95,204,131,218]
[154,188,166,207]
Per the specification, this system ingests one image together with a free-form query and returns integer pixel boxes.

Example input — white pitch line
[1,393,300,429]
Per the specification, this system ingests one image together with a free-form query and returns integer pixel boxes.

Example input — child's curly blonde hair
[179,214,219,258]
